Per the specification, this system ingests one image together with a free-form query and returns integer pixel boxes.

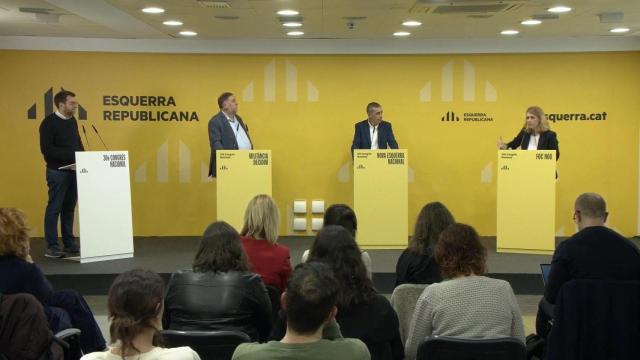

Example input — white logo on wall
[242,59,319,103]
[419,59,497,102]
[134,140,212,184]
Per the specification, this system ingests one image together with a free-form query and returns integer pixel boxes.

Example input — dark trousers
[536,297,554,338]
[44,168,77,249]
[46,290,106,353]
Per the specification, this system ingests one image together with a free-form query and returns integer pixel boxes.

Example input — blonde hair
[524,106,550,134]
[0,208,30,260]
[240,194,280,244]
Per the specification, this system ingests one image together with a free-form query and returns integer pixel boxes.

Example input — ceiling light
[163,20,183,26]
[179,30,197,36]
[287,31,304,36]
[500,29,519,35]
[393,31,411,37]
[142,7,165,14]
[277,9,299,16]
[283,22,302,28]
[521,19,542,25]
[548,6,572,13]
[402,21,422,27]
[610,27,630,33]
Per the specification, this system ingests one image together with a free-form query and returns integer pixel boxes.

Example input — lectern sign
[354,149,408,249]
[75,151,134,263]
[497,150,556,254]
[217,150,272,231]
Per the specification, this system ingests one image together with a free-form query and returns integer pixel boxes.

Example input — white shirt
[223,112,252,150]
[55,110,72,120]
[527,134,540,150]
[81,346,201,360]
[369,122,379,150]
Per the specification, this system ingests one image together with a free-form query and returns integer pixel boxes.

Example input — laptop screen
[540,264,551,285]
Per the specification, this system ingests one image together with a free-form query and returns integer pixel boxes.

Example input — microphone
[81,125,91,150]
[92,125,109,151]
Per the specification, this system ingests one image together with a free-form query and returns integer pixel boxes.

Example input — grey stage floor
[32,235,569,295]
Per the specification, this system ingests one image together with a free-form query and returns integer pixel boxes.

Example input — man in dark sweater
[39,90,84,258]
[536,192,640,337]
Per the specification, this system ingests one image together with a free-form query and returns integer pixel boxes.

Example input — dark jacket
[395,248,442,286]
[0,293,62,360]
[546,280,640,360]
[0,256,53,306]
[351,120,399,152]
[544,226,640,305]
[163,270,272,341]
[208,111,252,177]
[270,294,404,360]
[506,129,560,160]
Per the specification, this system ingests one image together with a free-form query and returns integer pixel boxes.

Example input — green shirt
[232,321,370,360]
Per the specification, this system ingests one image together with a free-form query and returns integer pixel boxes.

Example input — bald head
[574,193,608,229]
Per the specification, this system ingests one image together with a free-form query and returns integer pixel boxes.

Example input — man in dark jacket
[208,92,253,177]
[536,192,640,337]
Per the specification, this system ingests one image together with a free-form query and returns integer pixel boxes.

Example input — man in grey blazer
[208,92,253,177]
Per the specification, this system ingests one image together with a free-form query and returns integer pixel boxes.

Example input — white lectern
[75,151,134,263]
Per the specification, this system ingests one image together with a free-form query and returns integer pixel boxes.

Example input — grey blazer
[208,111,253,177]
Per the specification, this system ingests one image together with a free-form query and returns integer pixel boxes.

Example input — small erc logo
[27,87,87,120]
[80,168,88,174]
[219,165,229,171]
[356,164,365,169]
[441,111,460,122]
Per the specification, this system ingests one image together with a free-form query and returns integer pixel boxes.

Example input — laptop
[540,264,551,286]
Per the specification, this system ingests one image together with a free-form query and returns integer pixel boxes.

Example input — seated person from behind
[535,192,640,338]
[395,201,455,286]
[0,207,106,353]
[81,269,200,360]
[164,221,272,341]
[240,194,292,292]
[404,223,525,360]
[301,204,373,279]
[232,262,370,360]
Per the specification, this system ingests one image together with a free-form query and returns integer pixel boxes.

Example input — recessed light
[548,6,572,13]
[283,22,302,28]
[287,31,304,36]
[393,31,411,37]
[179,30,197,36]
[402,20,422,27]
[163,20,183,26]
[141,7,164,14]
[610,27,630,33]
[501,29,519,35]
[277,9,299,16]
[521,19,542,25]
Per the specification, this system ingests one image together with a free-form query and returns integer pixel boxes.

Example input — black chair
[545,280,640,360]
[416,336,526,360]
[161,330,251,360]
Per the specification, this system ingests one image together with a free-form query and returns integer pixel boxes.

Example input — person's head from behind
[323,204,357,237]
[108,269,164,356]
[218,92,238,115]
[524,106,550,134]
[193,221,249,273]
[54,89,77,117]
[0,208,30,261]
[366,102,383,126]
[435,223,487,279]
[574,192,608,230]
[241,194,280,244]
[308,225,375,308]
[409,201,455,255]
[282,262,339,336]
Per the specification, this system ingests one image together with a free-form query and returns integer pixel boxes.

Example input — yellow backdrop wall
[1,50,638,240]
